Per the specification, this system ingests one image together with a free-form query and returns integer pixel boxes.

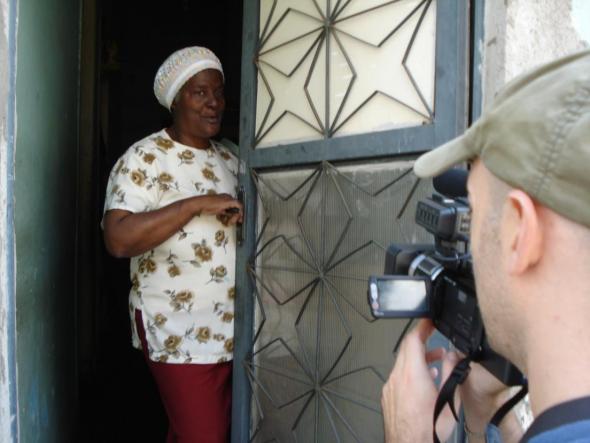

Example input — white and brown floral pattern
[190,239,213,267]
[103,129,238,364]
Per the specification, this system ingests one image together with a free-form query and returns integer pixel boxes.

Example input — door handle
[236,186,245,246]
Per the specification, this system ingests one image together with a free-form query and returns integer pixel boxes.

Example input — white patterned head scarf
[153,46,224,110]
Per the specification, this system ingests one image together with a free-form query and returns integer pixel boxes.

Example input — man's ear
[503,190,543,274]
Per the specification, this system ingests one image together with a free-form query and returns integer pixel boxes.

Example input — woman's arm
[103,193,242,258]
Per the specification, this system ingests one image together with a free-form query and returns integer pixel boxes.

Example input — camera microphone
[433,168,468,198]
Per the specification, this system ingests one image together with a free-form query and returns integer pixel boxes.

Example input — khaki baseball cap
[414,49,590,228]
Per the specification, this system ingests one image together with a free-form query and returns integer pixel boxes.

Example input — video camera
[368,169,523,386]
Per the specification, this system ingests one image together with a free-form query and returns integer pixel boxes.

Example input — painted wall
[483,0,589,105]
[14,0,80,440]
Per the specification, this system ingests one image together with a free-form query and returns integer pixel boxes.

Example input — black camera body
[368,170,524,386]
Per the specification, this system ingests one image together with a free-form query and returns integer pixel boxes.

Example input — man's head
[414,50,590,369]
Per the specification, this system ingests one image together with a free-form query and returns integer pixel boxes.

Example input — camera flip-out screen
[368,275,431,318]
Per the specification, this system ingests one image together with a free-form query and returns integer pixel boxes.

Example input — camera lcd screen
[369,276,431,318]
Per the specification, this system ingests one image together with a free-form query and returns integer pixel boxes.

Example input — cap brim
[413,134,473,178]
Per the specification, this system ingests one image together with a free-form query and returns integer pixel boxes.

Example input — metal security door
[233,1,468,441]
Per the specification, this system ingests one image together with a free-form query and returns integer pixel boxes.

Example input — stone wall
[483,0,589,106]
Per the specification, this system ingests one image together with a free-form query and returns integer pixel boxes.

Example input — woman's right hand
[191,193,243,225]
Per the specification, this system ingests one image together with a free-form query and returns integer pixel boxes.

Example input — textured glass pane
[403,0,436,119]
[328,32,354,130]
[256,41,324,148]
[335,0,426,46]
[332,1,436,136]
[255,72,272,136]
[259,0,324,40]
[262,9,322,52]
[248,160,434,442]
[260,29,323,77]
[255,0,437,147]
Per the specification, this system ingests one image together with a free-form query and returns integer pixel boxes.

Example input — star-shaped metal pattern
[246,160,434,442]
[255,0,436,146]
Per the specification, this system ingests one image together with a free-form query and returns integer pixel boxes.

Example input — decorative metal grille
[246,161,433,442]
[255,0,437,147]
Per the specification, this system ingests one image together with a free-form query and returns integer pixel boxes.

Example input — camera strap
[432,356,529,443]
[433,355,472,443]
[489,383,528,427]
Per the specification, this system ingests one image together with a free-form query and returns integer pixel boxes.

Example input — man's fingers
[415,319,435,343]
[429,366,439,380]
[425,347,445,364]
[401,319,435,364]
[440,350,460,385]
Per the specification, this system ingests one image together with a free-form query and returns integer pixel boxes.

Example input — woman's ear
[503,190,543,274]
[170,93,180,113]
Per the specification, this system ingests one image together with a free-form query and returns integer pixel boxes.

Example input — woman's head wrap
[153,46,224,110]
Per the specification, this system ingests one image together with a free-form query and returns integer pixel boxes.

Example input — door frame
[232,1,473,441]
[0,0,19,440]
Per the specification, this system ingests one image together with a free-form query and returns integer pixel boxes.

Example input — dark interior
[78,2,242,441]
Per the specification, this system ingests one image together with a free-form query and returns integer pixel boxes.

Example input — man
[382,49,590,443]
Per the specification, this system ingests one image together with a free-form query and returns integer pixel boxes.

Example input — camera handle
[432,356,529,443]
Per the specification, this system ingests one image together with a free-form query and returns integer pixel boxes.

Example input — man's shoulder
[527,419,590,442]
[524,397,590,443]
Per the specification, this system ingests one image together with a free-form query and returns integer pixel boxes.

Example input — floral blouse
[103,129,238,364]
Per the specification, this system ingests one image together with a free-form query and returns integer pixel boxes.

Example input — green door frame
[232,1,471,441]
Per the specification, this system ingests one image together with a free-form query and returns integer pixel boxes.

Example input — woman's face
[172,69,225,145]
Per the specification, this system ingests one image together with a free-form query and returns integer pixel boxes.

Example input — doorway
[77,1,243,441]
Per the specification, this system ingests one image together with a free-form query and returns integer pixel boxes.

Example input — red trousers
[135,310,232,443]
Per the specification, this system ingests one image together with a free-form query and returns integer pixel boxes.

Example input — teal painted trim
[471,0,485,122]
[232,0,259,442]
[6,0,18,440]
[432,0,468,147]
[248,124,436,169]
[14,0,81,438]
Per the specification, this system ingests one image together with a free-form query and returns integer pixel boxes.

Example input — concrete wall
[14,0,80,440]
[483,0,589,106]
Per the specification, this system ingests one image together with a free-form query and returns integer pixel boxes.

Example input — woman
[102,46,242,442]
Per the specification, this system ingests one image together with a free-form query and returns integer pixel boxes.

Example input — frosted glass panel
[256,52,324,146]
[336,0,426,46]
[259,0,324,40]
[255,0,437,147]
[247,160,434,442]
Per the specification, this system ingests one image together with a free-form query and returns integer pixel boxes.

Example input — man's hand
[381,319,460,443]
